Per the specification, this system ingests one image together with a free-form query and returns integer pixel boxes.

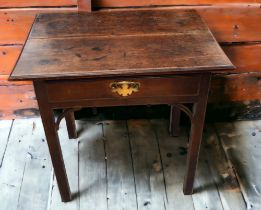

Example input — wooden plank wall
[0,0,260,119]
[0,2,79,119]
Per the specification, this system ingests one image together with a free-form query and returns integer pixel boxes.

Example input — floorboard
[0,118,255,210]
[17,119,52,210]
[203,125,246,210]
[127,119,167,210]
[0,120,13,167]
[192,155,224,210]
[0,119,49,210]
[104,120,137,210]
[151,120,195,210]
[78,120,107,210]
[215,120,261,210]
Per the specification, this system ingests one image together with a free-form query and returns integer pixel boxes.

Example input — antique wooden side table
[10,9,234,202]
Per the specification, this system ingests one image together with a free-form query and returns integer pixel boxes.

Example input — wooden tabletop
[10,9,234,80]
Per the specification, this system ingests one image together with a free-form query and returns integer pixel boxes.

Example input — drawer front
[46,75,201,102]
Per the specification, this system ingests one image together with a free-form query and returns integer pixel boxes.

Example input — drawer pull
[110,81,141,97]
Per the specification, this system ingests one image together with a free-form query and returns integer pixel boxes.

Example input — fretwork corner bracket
[55,108,82,131]
[173,104,193,121]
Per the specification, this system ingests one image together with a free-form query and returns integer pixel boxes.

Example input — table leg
[183,74,211,195]
[169,105,181,137]
[64,111,77,139]
[34,81,72,202]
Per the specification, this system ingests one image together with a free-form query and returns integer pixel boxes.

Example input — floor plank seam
[205,157,225,210]
[150,119,169,204]
[16,161,27,210]
[47,169,54,210]
[77,141,81,210]
[202,129,225,210]
[0,120,14,168]
[101,122,109,210]
[202,125,225,209]
[163,199,167,210]
[213,124,250,209]
[125,120,139,210]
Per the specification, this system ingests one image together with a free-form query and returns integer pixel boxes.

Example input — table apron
[48,95,199,109]
[45,75,202,106]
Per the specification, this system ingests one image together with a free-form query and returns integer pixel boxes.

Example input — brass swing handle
[110,81,141,97]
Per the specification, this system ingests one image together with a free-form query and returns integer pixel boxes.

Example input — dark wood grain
[30,10,205,38]
[169,106,181,136]
[34,81,72,202]
[46,76,201,102]
[183,73,211,194]
[64,111,77,139]
[10,34,233,80]
[10,9,233,81]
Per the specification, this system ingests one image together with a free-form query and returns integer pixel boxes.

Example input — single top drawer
[46,75,201,103]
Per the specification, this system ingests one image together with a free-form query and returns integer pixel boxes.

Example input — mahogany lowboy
[10,9,234,202]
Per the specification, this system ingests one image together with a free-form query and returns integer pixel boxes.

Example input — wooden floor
[0,118,260,210]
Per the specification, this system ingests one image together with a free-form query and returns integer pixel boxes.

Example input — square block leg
[64,111,77,139]
[34,81,72,202]
[183,74,211,195]
[169,105,181,137]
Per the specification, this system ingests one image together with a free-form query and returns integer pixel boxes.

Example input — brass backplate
[110,81,141,97]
